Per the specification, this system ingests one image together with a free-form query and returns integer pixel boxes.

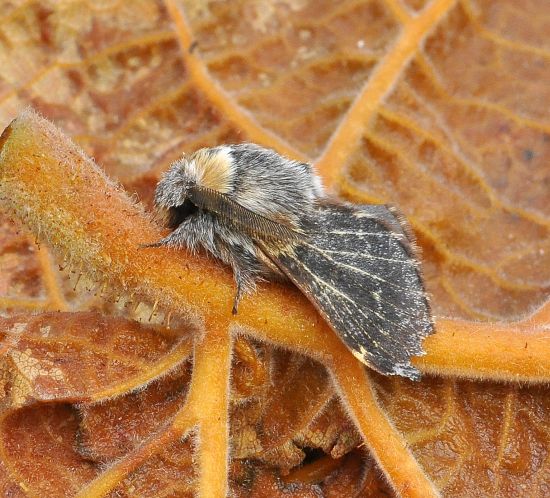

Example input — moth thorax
[189,147,235,194]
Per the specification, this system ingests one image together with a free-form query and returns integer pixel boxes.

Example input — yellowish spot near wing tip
[352,345,371,363]
[352,350,365,362]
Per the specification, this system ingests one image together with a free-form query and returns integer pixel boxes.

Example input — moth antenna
[187,186,300,243]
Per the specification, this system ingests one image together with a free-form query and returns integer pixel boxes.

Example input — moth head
[153,147,234,229]
[153,157,199,229]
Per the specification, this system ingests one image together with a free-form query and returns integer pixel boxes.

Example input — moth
[148,143,433,380]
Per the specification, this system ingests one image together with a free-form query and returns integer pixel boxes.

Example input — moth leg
[139,231,180,249]
[140,222,197,250]
[219,243,263,315]
[230,262,260,315]
[232,278,245,315]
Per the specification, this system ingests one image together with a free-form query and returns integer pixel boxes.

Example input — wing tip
[355,350,424,381]
[389,362,422,381]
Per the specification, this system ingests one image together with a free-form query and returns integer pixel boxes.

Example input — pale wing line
[303,242,413,265]
[304,242,426,322]
[288,255,411,357]
[303,267,404,358]
[328,230,406,239]
[300,280,378,352]
[312,282,375,345]
[314,282,396,359]
[304,241,424,297]
[300,243,428,331]
[333,293,395,358]
[302,237,423,319]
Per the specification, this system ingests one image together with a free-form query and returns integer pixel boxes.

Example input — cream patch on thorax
[190,147,235,193]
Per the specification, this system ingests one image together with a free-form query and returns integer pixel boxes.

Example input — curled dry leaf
[0,1,549,497]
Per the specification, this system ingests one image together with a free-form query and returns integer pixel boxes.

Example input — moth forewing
[260,203,433,380]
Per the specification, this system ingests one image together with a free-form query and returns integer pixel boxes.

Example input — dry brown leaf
[0,1,549,497]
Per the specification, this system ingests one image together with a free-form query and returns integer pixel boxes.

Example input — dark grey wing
[268,203,433,380]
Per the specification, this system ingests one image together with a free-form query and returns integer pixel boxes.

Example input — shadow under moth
[147,143,433,380]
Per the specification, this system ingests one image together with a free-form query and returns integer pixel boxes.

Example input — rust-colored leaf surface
[0,1,548,497]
